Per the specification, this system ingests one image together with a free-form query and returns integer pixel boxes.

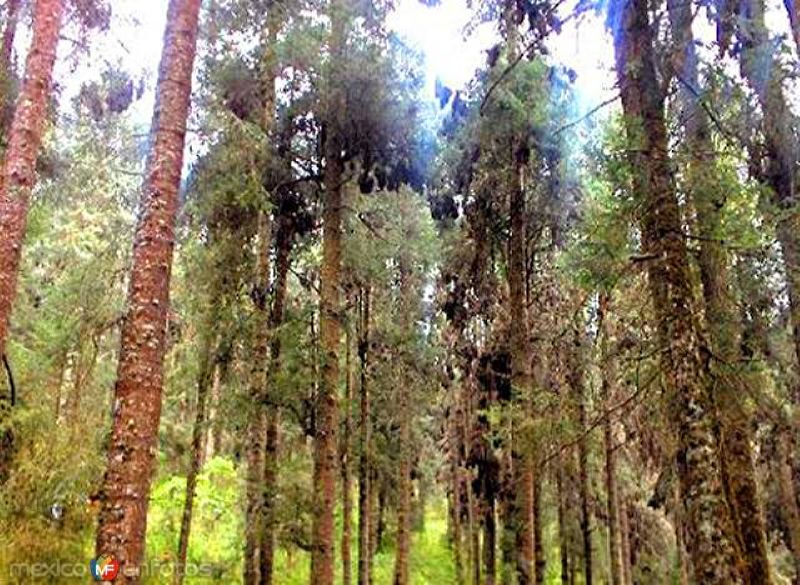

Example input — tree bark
[358,287,372,585]
[243,213,272,585]
[175,330,217,585]
[667,2,773,581]
[777,429,800,583]
[508,146,534,585]
[566,319,593,585]
[556,457,570,585]
[737,0,800,375]
[0,0,64,357]
[784,0,800,55]
[599,296,622,585]
[611,0,741,580]
[342,326,354,585]
[311,2,346,581]
[260,210,293,585]
[0,0,21,133]
[245,5,281,580]
[95,0,201,580]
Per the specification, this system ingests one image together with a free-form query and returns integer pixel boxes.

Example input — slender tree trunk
[0,0,21,133]
[450,394,465,585]
[394,256,417,585]
[619,497,632,585]
[599,296,622,585]
[668,2,773,581]
[508,142,534,585]
[784,0,800,55]
[358,287,372,585]
[611,0,741,580]
[737,0,800,374]
[557,459,570,585]
[0,0,64,357]
[777,429,800,583]
[243,213,272,585]
[95,1,201,579]
[175,331,216,585]
[311,3,346,579]
[342,326,354,585]
[260,214,292,585]
[565,314,593,585]
[532,472,544,585]
[245,5,281,579]
[483,499,497,585]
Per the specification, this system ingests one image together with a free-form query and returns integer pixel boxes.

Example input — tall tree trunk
[557,458,570,585]
[0,0,21,134]
[737,0,800,374]
[245,4,281,579]
[394,264,414,585]
[508,140,534,585]
[175,330,217,585]
[777,429,800,583]
[243,213,272,585]
[0,0,64,357]
[311,2,346,580]
[567,319,593,585]
[784,0,800,55]
[599,296,622,585]
[610,0,741,580]
[342,326,354,585]
[532,472,544,585]
[260,212,292,585]
[358,287,372,585]
[95,0,201,579]
[668,2,773,581]
[483,499,497,585]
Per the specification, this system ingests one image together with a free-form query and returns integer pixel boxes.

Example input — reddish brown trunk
[0,0,64,356]
[357,287,372,585]
[508,151,534,585]
[341,326,353,585]
[0,0,21,132]
[556,457,570,585]
[260,215,292,585]
[244,213,272,585]
[95,0,201,580]
[311,2,346,577]
[669,0,772,578]
[777,430,800,582]
[599,297,622,585]
[611,0,740,580]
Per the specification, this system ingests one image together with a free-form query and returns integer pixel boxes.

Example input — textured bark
[357,287,372,585]
[245,5,282,579]
[508,152,534,585]
[777,430,800,582]
[610,0,740,581]
[556,459,570,585]
[0,0,21,133]
[785,0,800,55]
[566,321,593,585]
[260,214,292,585]
[175,330,216,585]
[483,498,497,585]
[0,0,64,358]
[95,0,201,580]
[243,213,272,585]
[342,327,353,585]
[311,2,346,580]
[737,0,800,373]
[599,297,622,585]
[393,266,414,585]
[619,498,632,585]
[668,1,773,581]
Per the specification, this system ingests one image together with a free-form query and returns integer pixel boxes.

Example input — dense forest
[0,0,798,582]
